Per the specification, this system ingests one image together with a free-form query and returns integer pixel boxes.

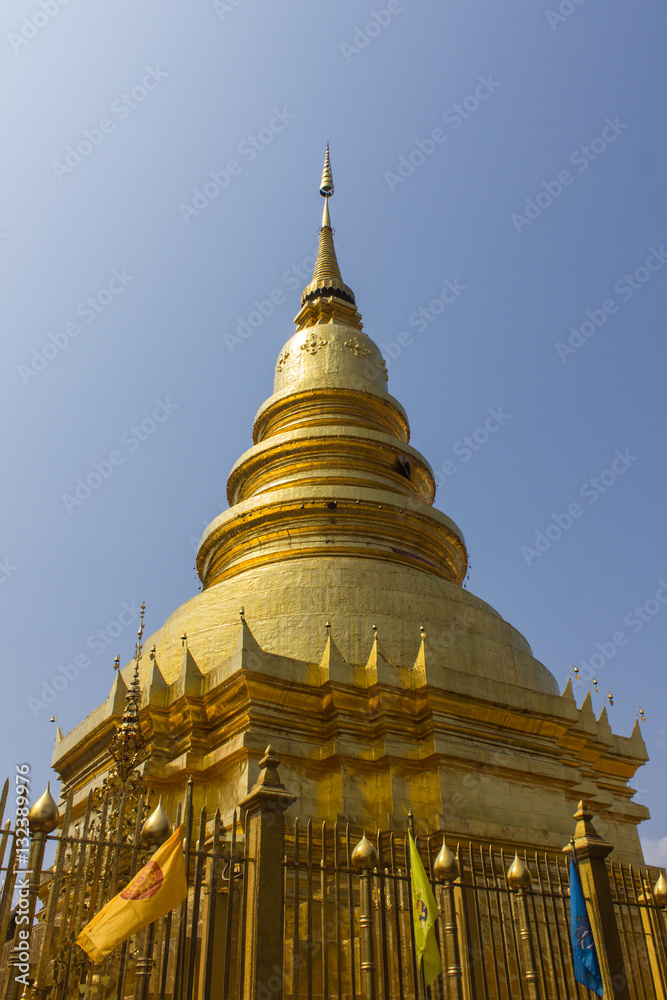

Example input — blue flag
[569,858,604,996]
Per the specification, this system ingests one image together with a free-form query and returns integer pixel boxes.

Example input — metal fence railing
[2,769,666,1000]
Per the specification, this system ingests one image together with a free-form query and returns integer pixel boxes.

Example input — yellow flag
[77,825,188,963]
[408,831,442,987]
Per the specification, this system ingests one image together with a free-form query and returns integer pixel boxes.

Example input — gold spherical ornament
[654,872,667,907]
[351,832,378,871]
[141,798,172,845]
[28,782,60,833]
[507,853,532,890]
[434,838,458,881]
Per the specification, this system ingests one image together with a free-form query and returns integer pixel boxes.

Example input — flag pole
[406,826,421,996]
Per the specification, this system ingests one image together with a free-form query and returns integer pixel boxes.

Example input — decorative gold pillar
[240,747,296,1000]
[564,801,630,1000]
[352,833,378,1000]
[134,801,172,1000]
[640,874,667,999]
[507,854,542,1000]
[434,839,463,1000]
[5,786,59,1000]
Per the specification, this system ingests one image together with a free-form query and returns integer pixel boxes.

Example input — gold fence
[283,822,667,1000]
[1,758,667,1000]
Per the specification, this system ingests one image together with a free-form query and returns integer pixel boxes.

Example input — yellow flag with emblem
[76,825,188,963]
[408,831,442,987]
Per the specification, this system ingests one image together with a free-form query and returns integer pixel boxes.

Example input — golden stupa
[53,148,649,861]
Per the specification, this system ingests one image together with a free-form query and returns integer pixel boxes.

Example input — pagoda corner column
[565,801,630,1000]
[240,746,296,1000]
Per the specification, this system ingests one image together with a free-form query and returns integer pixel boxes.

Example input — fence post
[4,785,59,1000]
[565,801,631,1000]
[434,839,464,1000]
[240,746,296,1000]
[638,872,667,999]
[507,854,542,1000]
[352,833,378,1000]
[134,801,173,1000]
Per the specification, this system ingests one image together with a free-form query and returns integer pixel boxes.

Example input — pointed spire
[295,146,362,331]
[311,146,345,287]
[320,143,334,197]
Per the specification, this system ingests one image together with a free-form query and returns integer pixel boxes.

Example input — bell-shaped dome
[198,159,468,593]
[272,323,389,400]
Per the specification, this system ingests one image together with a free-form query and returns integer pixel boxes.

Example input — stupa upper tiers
[53,149,649,860]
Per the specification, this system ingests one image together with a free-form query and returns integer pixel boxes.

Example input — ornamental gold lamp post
[134,800,173,1000]
[642,872,667,998]
[351,833,378,1000]
[239,747,296,1000]
[4,785,59,1000]
[434,838,463,1000]
[506,854,542,1000]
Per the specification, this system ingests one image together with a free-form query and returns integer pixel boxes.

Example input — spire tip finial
[319,144,333,198]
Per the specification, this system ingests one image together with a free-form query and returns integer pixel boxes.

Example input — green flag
[408,832,442,987]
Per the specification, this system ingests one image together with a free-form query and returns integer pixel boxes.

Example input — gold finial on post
[637,706,646,722]
[434,838,458,882]
[141,798,172,845]
[28,783,60,833]
[507,853,532,891]
[605,690,614,707]
[654,872,667,906]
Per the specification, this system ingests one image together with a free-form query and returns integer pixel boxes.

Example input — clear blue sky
[2,0,666,862]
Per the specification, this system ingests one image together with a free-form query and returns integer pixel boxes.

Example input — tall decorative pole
[564,801,631,1000]
[5,786,59,1000]
[507,854,542,1000]
[352,833,378,1000]
[434,839,463,1000]
[134,801,172,1000]
[240,747,296,1000]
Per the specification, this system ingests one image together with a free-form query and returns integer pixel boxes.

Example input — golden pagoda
[53,147,649,864]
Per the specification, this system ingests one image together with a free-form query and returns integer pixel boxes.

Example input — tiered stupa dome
[53,149,648,860]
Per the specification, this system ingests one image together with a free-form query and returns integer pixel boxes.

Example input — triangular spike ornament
[561,676,575,702]
[319,630,348,681]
